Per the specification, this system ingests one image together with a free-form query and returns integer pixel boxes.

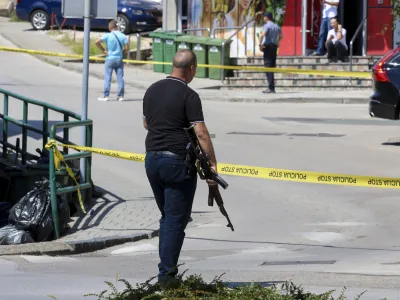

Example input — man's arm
[186,93,217,173]
[143,117,148,130]
[336,24,343,40]
[95,35,107,55]
[259,25,268,49]
[123,36,129,56]
[193,122,217,173]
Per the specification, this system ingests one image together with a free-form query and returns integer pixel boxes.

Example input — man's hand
[259,45,264,51]
[206,165,218,186]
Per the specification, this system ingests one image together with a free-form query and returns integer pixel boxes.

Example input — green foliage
[84,270,382,300]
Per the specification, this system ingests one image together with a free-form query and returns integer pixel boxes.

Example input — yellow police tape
[0,46,371,79]
[45,140,400,190]
[45,140,86,213]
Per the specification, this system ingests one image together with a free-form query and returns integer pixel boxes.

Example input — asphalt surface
[1,34,400,300]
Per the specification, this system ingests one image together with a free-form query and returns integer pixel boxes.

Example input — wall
[188,0,287,58]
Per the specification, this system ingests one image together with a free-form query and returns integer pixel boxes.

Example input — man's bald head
[109,20,118,30]
[173,49,197,69]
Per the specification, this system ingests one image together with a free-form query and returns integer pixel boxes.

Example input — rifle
[184,124,234,231]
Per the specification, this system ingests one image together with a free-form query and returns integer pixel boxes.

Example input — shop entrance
[341,0,365,56]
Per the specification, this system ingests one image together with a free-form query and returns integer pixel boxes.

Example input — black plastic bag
[8,179,70,242]
[0,225,34,245]
[8,180,51,232]
[0,202,11,228]
[36,195,70,242]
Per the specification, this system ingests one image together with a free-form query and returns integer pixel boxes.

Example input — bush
[84,270,384,300]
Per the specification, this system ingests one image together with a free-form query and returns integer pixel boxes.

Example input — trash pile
[0,179,70,245]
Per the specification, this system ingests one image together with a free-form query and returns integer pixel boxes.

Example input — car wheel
[116,14,130,34]
[30,10,50,31]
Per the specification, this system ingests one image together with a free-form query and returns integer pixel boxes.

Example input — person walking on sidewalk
[259,11,282,94]
[142,49,218,284]
[95,20,128,101]
[311,0,340,56]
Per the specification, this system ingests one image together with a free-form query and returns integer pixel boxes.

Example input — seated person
[325,17,348,63]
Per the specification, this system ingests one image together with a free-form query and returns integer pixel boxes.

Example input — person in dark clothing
[325,17,348,63]
[258,11,282,94]
[142,49,219,283]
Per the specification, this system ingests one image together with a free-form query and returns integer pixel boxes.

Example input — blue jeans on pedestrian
[316,17,333,55]
[144,151,197,281]
[104,58,124,97]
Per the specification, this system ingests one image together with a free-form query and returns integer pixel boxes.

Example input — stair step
[228,72,372,79]
[234,56,380,65]
[220,85,370,91]
[233,65,371,75]
[224,77,372,88]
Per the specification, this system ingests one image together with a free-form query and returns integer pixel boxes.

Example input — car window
[387,52,400,67]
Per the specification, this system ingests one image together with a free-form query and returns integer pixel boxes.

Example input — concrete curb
[0,230,159,256]
[199,96,369,104]
[1,32,370,104]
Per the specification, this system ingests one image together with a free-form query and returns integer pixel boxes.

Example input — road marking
[307,222,369,226]
[111,244,157,255]
[298,232,346,243]
[240,246,290,254]
[20,255,79,263]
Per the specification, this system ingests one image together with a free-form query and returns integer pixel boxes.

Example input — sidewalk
[0,19,371,104]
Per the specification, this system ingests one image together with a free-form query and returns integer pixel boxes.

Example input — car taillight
[373,48,400,82]
[16,0,20,4]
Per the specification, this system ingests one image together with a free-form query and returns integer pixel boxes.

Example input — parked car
[15,0,162,34]
[369,47,400,120]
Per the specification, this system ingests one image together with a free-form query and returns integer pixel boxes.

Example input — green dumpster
[149,30,165,73]
[204,38,233,80]
[175,35,194,51]
[163,32,184,74]
[190,37,209,78]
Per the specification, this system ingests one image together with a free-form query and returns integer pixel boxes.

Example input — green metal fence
[0,88,93,239]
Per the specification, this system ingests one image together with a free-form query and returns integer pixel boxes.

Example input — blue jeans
[104,58,124,97]
[316,17,333,55]
[144,151,197,280]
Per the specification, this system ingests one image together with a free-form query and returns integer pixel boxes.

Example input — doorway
[341,0,364,55]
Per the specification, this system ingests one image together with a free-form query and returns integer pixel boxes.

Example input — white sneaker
[117,96,125,101]
[98,96,109,101]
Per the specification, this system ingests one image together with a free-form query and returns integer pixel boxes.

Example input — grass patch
[8,11,25,22]
[53,32,136,57]
[83,271,388,300]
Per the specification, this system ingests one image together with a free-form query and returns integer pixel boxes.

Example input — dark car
[15,0,162,34]
[369,47,400,120]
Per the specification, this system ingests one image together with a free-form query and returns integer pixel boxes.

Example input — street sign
[62,0,117,19]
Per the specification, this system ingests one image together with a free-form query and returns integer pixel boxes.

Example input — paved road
[1,34,400,299]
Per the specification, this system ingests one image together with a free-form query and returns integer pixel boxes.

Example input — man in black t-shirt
[143,49,218,283]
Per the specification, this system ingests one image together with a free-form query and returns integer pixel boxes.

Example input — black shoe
[263,89,276,94]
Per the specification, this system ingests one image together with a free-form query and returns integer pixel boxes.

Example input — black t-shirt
[143,76,204,156]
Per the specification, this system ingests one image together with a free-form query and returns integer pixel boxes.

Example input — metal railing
[129,31,154,61]
[183,27,211,36]
[349,16,367,72]
[0,88,93,239]
[214,16,258,83]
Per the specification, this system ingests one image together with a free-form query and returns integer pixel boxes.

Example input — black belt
[146,150,185,159]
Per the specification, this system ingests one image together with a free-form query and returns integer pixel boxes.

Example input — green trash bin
[149,30,165,73]
[163,32,184,74]
[204,38,233,80]
[175,35,194,51]
[190,37,209,79]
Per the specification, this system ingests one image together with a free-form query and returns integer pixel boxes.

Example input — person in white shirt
[311,0,340,56]
[325,17,347,63]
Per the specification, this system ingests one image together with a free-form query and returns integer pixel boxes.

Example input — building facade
[186,0,396,58]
